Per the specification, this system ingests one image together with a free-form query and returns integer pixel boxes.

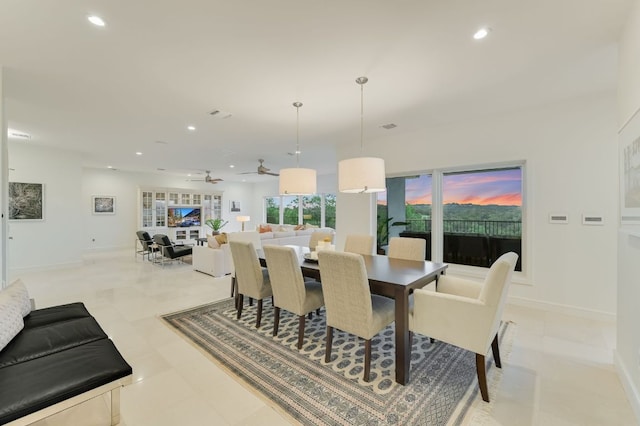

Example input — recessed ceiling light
[187,173,192,177]
[473,28,491,40]
[187,125,196,131]
[88,15,106,27]
[135,152,143,156]
[107,165,113,169]
[229,164,235,168]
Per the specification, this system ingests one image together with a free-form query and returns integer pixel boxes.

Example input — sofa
[257,223,334,247]
[0,280,132,425]
[192,226,334,278]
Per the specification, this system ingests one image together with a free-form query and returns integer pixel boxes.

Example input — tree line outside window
[264,194,336,228]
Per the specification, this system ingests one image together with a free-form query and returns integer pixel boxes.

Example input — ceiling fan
[187,170,223,184]
[239,159,279,176]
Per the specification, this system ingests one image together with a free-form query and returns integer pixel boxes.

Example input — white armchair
[409,252,518,402]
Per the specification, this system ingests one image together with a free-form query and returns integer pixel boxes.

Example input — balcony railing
[403,219,521,237]
[397,219,522,271]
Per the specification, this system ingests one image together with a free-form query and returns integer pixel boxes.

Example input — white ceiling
[0,0,632,183]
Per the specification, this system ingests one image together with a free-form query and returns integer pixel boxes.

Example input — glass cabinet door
[155,192,166,226]
[181,193,191,205]
[142,191,153,227]
[169,193,179,205]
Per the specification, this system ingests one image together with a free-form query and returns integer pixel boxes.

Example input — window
[382,165,523,271]
[302,195,321,227]
[282,196,298,225]
[265,197,280,224]
[264,194,336,228]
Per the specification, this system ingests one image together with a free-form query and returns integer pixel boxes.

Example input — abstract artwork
[620,110,640,224]
[9,182,44,220]
[92,196,116,215]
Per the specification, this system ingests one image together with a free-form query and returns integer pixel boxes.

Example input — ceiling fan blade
[264,172,279,176]
[210,178,223,182]
[238,171,258,175]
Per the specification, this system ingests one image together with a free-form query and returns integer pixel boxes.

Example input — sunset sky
[378,169,522,206]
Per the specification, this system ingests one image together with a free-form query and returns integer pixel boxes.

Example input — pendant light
[338,77,386,193]
[279,102,317,195]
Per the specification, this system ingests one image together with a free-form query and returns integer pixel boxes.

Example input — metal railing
[403,219,521,237]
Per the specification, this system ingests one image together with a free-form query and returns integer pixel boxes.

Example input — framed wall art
[620,108,640,225]
[9,182,44,220]
[92,195,116,215]
[230,200,241,213]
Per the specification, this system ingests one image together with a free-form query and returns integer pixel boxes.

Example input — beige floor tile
[10,249,638,426]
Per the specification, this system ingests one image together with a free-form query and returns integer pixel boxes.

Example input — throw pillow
[294,224,304,231]
[215,233,228,245]
[207,236,220,249]
[0,289,25,351]
[4,279,31,317]
[259,224,272,233]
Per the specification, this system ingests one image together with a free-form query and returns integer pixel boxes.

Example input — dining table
[258,245,448,385]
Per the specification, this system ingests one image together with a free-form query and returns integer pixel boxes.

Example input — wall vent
[582,215,604,225]
[381,123,397,129]
[549,213,569,224]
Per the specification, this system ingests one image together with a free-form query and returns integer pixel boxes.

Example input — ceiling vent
[381,123,397,130]
[210,110,233,119]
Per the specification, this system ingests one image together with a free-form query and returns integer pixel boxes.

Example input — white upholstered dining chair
[229,240,272,328]
[263,245,324,349]
[317,250,395,382]
[344,234,375,255]
[308,231,334,251]
[409,252,518,402]
[387,237,426,261]
[226,231,262,298]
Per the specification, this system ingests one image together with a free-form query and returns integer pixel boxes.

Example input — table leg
[394,288,410,385]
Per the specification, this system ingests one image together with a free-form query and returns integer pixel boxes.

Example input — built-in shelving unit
[138,188,222,245]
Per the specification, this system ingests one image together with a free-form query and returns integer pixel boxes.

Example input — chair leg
[256,299,263,328]
[249,297,254,306]
[308,312,313,320]
[476,353,489,402]
[325,326,333,363]
[297,315,305,349]
[491,333,502,368]
[230,276,236,297]
[236,294,244,319]
[364,339,372,382]
[110,387,120,426]
[316,308,321,315]
[273,307,280,336]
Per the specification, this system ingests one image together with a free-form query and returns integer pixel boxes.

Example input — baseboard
[84,244,130,253]
[507,295,615,322]
[9,260,84,276]
[614,350,640,424]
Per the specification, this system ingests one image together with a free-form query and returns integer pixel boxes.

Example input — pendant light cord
[356,76,368,152]
[293,101,302,168]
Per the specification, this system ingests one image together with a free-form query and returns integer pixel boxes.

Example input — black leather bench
[0,302,132,425]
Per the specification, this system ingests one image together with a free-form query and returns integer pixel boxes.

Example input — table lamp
[237,216,250,231]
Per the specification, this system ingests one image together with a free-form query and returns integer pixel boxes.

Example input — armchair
[152,234,193,265]
[409,252,518,402]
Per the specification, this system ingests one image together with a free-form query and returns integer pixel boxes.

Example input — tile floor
[11,249,638,425]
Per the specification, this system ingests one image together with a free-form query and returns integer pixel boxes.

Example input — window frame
[263,194,336,228]
[385,160,529,283]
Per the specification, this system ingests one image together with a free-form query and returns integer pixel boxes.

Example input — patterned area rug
[162,298,513,425]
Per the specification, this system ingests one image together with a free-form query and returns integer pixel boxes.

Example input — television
[167,207,201,227]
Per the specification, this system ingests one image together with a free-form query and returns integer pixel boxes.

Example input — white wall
[0,66,7,286]
[616,0,640,419]
[337,93,619,316]
[8,143,83,272]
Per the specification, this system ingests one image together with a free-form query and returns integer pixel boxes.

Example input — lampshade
[338,157,386,193]
[278,101,317,195]
[279,167,317,195]
[338,76,387,194]
[236,215,250,231]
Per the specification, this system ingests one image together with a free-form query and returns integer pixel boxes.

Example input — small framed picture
[230,200,241,213]
[92,196,116,215]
